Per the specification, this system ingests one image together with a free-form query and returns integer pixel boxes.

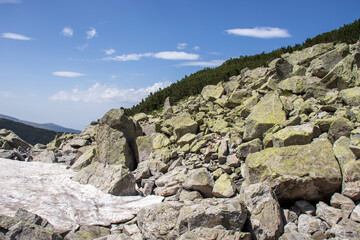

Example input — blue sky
[1,0,359,130]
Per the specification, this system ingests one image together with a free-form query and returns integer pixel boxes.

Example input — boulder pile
[1,41,360,239]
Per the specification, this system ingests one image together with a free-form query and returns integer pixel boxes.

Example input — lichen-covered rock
[1,129,32,149]
[226,89,249,108]
[69,138,89,148]
[172,113,198,140]
[236,138,262,159]
[31,149,56,163]
[152,133,171,149]
[178,227,251,240]
[241,183,283,240]
[73,162,137,196]
[176,198,247,235]
[316,201,342,226]
[333,136,356,166]
[212,173,236,198]
[322,53,360,89]
[342,160,360,201]
[64,225,111,240]
[179,190,203,202]
[137,201,183,240]
[307,43,349,78]
[182,168,214,197]
[297,214,327,235]
[201,84,224,101]
[243,93,286,141]
[71,146,96,171]
[0,210,62,240]
[325,219,360,239]
[133,112,148,122]
[285,43,334,66]
[136,135,153,163]
[331,193,356,218]
[177,133,196,146]
[339,87,360,106]
[95,124,135,169]
[278,76,308,94]
[272,124,313,147]
[244,139,342,201]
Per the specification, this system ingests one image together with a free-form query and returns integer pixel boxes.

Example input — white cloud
[53,71,86,77]
[77,43,88,51]
[105,48,116,55]
[225,27,291,38]
[153,51,199,60]
[61,27,73,37]
[180,60,225,67]
[0,0,21,4]
[177,43,187,50]
[103,53,153,61]
[103,51,199,62]
[50,81,171,103]
[192,46,200,51]
[1,32,32,40]
[86,27,97,39]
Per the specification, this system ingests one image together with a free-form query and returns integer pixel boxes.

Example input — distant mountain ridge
[0,114,81,134]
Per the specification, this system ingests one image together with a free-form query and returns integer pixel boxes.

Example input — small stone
[294,200,316,215]
[298,214,327,235]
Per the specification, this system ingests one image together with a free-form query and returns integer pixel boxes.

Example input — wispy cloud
[86,27,97,40]
[103,51,200,62]
[0,0,22,4]
[180,60,225,67]
[192,46,200,51]
[225,27,291,38]
[153,51,199,60]
[61,27,73,37]
[177,42,187,50]
[104,48,116,55]
[0,91,14,97]
[103,53,153,61]
[53,71,86,77]
[1,32,32,40]
[77,43,89,51]
[50,81,171,103]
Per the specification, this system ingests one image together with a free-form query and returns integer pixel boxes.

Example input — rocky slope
[1,41,360,239]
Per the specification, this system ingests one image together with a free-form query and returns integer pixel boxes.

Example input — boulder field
[1,41,360,239]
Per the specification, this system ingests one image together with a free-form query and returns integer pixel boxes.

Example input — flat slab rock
[0,158,163,232]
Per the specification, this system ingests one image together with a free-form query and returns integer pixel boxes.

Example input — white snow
[0,158,163,231]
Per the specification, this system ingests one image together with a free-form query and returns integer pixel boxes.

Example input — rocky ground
[1,41,360,239]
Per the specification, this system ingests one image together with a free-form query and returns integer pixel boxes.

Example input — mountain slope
[0,114,81,134]
[0,118,58,145]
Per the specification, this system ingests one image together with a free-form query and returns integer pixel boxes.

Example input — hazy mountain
[0,114,81,134]
[0,118,58,145]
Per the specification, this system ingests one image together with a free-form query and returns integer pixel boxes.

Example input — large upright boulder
[74,109,141,196]
[244,139,342,201]
[241,183,283,240]
[243,93,286,141]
